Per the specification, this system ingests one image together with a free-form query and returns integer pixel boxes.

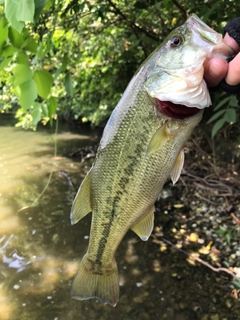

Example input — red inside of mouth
[157,99,200,119]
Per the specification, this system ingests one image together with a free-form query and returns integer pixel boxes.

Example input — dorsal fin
[70,168,92,225]
[131,206,155,241]
[170,149,184,185]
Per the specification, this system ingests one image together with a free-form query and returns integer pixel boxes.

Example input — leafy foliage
[207,95,238,138]
[0,0,239,130]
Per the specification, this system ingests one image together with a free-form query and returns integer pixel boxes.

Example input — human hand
[204,18,240,88]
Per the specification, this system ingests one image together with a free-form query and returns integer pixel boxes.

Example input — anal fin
[170,149,184,185]
[70,168,92,225]
[131,206,155,241]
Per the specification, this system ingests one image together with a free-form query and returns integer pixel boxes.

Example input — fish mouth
[157,99,201,119]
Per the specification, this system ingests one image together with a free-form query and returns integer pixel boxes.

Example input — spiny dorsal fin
[70,168,92,225]
[146,123,171,155]
[131,206,155,241]
[170,149,184,185]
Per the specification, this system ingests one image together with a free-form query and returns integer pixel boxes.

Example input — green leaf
[8,27,25,49]
[13,64,33,87]
[0,57,11,70]
[54,66,62,80]
[48,96,57,116]
[232,280,240,290]
[1,44,17,58]
[214,96,231,111]
[62,53,68,71]
[229,95,238,107]
[65,72,74,96]
[14,79,37,110]
[25,36,38,53]
[34,0,48,20]
[5,0,35,33]
[17,51,29,65]
[48,96,57,125]
[41,104,48,117]
[207,109,226,124]
[31,102,42,126]
[224,108,236,123]
[216,228,226,235]
[225,233,231,244]
[0,16,9,51]
[18,0,35,23]
[5,0,24,33]
[33,70,53,99]
[211,119,226,138]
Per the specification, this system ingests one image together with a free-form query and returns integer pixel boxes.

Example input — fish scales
[70,14,233,306]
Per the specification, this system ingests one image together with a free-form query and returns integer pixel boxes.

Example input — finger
[225,52,240,85]
[204,58,228,87]
[223,33,240,53]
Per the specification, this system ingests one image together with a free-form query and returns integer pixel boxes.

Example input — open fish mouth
[157,99,200,119]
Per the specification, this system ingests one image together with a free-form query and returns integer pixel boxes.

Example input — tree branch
[106,0,159,41]
[161,237,240,281]
[171,0,187,18]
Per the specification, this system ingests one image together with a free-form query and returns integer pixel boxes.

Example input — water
[0,117,239,320]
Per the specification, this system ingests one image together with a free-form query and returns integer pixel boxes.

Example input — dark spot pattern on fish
[96,213,114,266]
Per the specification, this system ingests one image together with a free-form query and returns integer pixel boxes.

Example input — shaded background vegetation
[0,0,239,134]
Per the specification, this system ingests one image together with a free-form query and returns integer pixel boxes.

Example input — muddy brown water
[0,116,239,320]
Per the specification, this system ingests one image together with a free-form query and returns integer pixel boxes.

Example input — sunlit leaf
[33,70,53,99]
[0,16,9,51]
[17,52,29,65]
[1,44,17,58]
[5,0,24,33]
[18,0,35,23]
[37,39,52,58]
[25,36,38,53]
[65,72,74,96]
[48,96,57,125]
[0,57,11,70]
[31,102,42,125]
[13,64,33,87]
[14,79,37,110]
[8,27,25,49]
[41,103,49,117]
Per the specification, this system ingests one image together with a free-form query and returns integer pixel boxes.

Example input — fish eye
[169,35,184,47]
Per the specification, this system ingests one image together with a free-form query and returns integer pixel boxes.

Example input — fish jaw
[144,13,233,111]
[188,13,235,57]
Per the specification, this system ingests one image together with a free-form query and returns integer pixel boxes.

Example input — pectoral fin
[70,168,92,225]
[170,149,184,185]
[146,123,171,155]
[131,206,155,241]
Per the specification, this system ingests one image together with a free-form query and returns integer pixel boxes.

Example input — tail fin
[71,254,119,307]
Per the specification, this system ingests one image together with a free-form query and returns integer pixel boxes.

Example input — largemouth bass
[70,14,232,306]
